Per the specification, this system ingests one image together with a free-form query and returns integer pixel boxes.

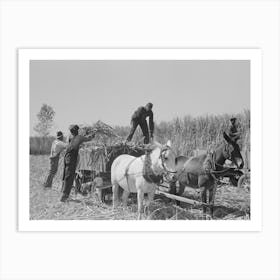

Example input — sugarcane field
[30,117,250,221]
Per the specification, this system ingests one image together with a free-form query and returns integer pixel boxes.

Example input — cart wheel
[237,174,250,191]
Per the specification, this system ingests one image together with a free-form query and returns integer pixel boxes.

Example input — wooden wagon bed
[74,143,147,200]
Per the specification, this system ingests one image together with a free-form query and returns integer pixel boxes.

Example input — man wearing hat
[229,117,241,142]
[60,124,95,202]
[43,131,68,189]
[126,102,154,144]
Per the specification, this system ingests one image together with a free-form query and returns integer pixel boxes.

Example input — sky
[30,60,250,136]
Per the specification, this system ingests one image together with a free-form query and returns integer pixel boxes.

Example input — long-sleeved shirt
[131,106,154,133]
[229,124,241,140]
[64,135,94,165]
[50,139,68,158]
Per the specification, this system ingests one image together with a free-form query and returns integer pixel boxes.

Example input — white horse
[111,140,176,219]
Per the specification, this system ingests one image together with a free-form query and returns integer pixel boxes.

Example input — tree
[34,104,55,136]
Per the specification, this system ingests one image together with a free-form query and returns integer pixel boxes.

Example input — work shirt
[64,135,94,165]
[50,139,68,158]
[131,106,154,134]
[229,124,238,134]
[229,124,240,141]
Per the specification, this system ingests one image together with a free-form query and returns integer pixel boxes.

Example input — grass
[30,155,250,220]
[30,136,54,155]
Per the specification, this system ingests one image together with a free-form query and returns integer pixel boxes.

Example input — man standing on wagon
[60,125,95,202]
[43,131,68,189]
[126,102,154,144]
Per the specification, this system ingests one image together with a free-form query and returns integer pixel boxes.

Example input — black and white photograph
[2,1,280,280]
[19,49,260,229]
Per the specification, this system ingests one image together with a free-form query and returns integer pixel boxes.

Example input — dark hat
[146,102,153,109]
[230,117,237,121]
[69,124,79,134]
[56,131,63,139]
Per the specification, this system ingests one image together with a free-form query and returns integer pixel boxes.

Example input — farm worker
[60,124,95,202]
[126,102,154,144]
[229,117,241,142]
[43,131,68,189]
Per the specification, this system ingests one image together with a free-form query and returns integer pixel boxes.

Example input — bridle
[159,146,177,175]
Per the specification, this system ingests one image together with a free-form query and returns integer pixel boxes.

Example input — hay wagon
[74,143,146,202]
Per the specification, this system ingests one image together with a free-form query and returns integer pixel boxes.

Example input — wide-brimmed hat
[56,131,63,139]
[230,117,237,122]
[69,124,79,134]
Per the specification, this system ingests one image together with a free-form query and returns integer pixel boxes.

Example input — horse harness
[203,143,233,182]
[124,145,175,189]
[142,149,163,184]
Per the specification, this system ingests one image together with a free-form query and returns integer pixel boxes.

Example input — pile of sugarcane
[79,120,121,139]
[77,141,147,173]
[76,120,149,172]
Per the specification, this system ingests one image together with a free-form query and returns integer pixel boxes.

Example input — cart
[74,143,146,202]
[237,149,250,191]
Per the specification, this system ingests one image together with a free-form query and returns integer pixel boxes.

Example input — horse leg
[169,179,177,195]
[209,184,217,218]
[177,182,185,196]
[201,188,207,215]
[112,182,120,209]
[137,189,144,220]
[122,190,130,207]
[174,182,185,206]
[145,189,155,217]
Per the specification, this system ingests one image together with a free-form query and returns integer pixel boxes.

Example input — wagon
[223,149,250,190]
[237,149,250,190]
[74,142,146,202]
[156,148,251,209]
[192,148,250,189]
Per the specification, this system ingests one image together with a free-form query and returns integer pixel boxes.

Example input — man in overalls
[60,125,95,202]
[43,131,67,189]
[126,102,154,144]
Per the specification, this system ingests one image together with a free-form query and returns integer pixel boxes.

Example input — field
[30,110,250,156]
[30,112,250,220]
[30,155,250,220]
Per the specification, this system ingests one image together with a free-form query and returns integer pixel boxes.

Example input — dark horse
[170,132,244,217]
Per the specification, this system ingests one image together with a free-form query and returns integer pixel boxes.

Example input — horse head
[222,132,244,169]
[151,140,177,177]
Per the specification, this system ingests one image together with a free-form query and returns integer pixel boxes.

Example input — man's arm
[79,133,95,144]
[52,141,68,157]
[230,125,240,136]
[148,111,154,137]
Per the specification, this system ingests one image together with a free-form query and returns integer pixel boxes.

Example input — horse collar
[143,152,163,184]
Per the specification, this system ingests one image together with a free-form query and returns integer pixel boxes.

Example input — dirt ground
[30,155,250,220]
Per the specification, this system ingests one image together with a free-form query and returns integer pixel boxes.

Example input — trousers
[43,155,59,188]
[126,119,149,144]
